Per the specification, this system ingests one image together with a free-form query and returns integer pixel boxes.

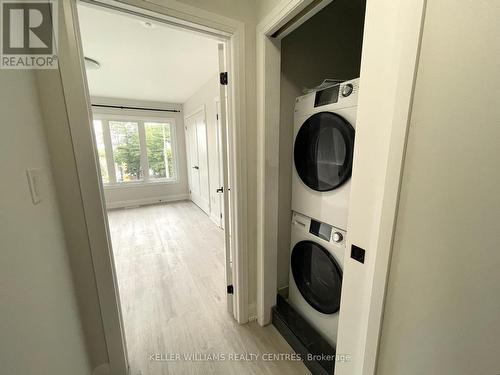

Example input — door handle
[216,187,224,193]
[193,166,199,170]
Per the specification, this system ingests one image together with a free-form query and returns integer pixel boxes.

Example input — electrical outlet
[26,168,43,205]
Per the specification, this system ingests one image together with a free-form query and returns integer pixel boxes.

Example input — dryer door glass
[294,112,355,191]
[291,240,342,314]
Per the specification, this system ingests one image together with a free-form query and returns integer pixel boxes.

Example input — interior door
[214,98,224,229]
[218,43,234,315]
[186,116,200,201]
[195,115,210,212]
[185,109,210,214]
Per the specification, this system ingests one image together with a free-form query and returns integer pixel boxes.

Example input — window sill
[103,179,179,190]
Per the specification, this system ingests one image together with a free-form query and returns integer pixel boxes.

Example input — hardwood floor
[108,201,309,375]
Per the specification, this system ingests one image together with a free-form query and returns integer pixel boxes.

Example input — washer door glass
[294,112,355,192]
[291,240,342,314]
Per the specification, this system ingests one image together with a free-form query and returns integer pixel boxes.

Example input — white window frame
[92,111,179,188]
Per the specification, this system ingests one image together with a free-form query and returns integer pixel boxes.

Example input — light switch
[26,168,43,205]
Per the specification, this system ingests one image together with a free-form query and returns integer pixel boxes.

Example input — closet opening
[259,0,367,373]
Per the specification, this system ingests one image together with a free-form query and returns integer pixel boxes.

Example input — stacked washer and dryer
[288,78,359,348]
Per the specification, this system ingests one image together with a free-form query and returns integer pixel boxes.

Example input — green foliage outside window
[145,123,174,179]
[111,122,142,181]
[108,121,174,182]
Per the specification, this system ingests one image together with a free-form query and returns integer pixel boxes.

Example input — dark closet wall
[277,0,366,290]
[281,0,366,89]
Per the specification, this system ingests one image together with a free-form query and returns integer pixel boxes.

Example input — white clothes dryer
[292,78,359,230]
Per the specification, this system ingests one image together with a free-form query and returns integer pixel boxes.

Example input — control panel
[292,212,346,245]
[312,78,359,109]
[309,219,345,245]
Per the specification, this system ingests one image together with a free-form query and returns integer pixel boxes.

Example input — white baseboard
[105,194,189,209]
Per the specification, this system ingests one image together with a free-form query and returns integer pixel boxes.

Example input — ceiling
[77,3,220,104]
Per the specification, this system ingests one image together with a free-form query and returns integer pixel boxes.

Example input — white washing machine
[292,78,359,230]
[288,211,346,348]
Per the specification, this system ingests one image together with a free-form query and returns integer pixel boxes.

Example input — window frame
[92,111,179,187]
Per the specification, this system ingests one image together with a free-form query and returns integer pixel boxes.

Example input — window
[92,115,177,185]
[145,122,174,180]
[93,120,110,183]
[109,121,142,182]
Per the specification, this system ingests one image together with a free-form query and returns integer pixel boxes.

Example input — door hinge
[216,113,219,120]
[189,190,191,195]
[216,186,224,193]
[227,285,234,294]
[220,213,223,219]
[220,72,228,85]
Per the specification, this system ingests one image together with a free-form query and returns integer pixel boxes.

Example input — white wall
[277,0,366,289]
[91,97,189,209]
[376,1,500,373]
[183,74,222,223]
[0,70,91,375]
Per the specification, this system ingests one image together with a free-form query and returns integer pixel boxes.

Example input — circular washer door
[294,112,355,192]
[291,240,342,314]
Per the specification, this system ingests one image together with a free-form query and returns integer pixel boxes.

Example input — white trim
[338,1,428,374]
[256,0,426,374]
[184,104,206,121]
[255,27,280,326]
[58,1,128,374]
[81,0,231,40]
[105,194,189,209]
[213,96,224,229]
[59,1,249,374]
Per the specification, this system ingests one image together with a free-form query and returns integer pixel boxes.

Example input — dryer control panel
[292,212,346,245]
[313,79,359,108]
[314,84,340,107]
[295,78,360,116]
[310,219,333,241]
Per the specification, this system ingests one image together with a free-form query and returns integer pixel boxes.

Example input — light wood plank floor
[108,201,309,375]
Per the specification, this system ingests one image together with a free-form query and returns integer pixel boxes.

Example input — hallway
[108,201,309,375]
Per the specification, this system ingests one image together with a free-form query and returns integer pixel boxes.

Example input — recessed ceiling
[77,3,220,104]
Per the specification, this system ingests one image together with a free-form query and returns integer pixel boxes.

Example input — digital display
[309,220,333,241]
[314,85,339,107]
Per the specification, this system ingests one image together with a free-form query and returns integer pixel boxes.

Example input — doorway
[256,0,427,374]
[65,0,307,374]
[77,0,233,369]
[184,107,210,214]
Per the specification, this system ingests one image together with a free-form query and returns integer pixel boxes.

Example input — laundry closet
[272,0,367,373]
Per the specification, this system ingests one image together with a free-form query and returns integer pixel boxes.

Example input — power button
[341,83,353,97]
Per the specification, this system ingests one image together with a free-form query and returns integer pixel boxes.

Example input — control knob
[341,83,353,97]
[332,232,344,243]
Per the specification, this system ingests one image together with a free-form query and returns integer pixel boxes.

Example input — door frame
[184,105,211,214]
[256,0,427,374]
[58,0,249,374]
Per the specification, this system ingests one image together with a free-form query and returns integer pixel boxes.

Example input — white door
[185,108,210,214]
[217,43,234,314]
[214,98,224,229]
